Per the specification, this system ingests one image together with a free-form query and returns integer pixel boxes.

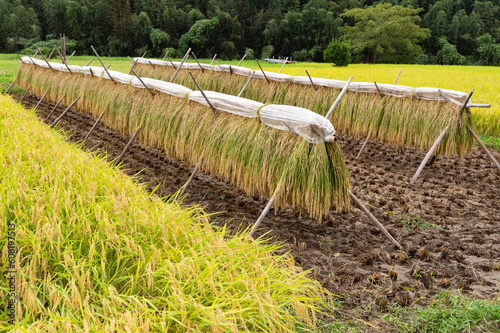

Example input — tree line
[1,0,499,65]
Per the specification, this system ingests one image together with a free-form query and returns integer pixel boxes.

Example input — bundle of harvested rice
[134,63,474,157]
[16,64,351,219]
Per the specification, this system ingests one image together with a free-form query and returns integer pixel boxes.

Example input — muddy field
[17,93,500,328]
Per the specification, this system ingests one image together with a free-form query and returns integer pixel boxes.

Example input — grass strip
[15,64,351,219]
[0,93,332,331]
[135,64,474,157]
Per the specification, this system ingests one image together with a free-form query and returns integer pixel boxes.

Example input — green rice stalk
[16,64,351,219]
[135,64,474,157]
[0,93,334,331]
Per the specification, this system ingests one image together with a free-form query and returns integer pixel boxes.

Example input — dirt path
[17,93,500,327]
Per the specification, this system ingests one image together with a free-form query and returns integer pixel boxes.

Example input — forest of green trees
[1,0,499,65]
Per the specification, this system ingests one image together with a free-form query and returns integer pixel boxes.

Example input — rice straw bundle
[16,64,350,219]
[134,63,474,157]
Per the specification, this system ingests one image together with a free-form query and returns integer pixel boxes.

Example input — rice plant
[134,63,474,157]
[16,64,351,219]
[0,93,333,332]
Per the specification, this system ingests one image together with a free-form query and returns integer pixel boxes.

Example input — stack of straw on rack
[134,61,474,157]
[16,61,350,220]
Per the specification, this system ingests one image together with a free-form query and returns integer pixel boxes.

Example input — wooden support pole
[148,60,155,69]
[115,128,141,164]
[141,51,147,58]
[3,82,15,95]
[306,70,317,90]
[238,71,255,97]
[16,53,23,62]
[47,46,56,60]
[50,95,81,128]
[45,93,67,121]
[329,75,332,79]
[237,53,247,66]
[85,59,93,67]
[106,64,111,69]
[35,45,55,72]
[469,103,491,108]
[279,57,289,73]
[127,56,136,75]
[165,52,175,67]
[248,196,276,238]
[66,50,76,63]
[55,47,73,74]
[374,81,383,96]
[89,68,94,78]
[459,89,474,117]
[19,85,31,103]
[60,33,66,63]
[349,190,402,249]
[214,60,225,75]
[179,157,203,197]
[188,71,218,116]
[91,45,115,82]
[210,54,217,65]
[131,69,155,97]
[34,90,49,110]
[410,124,451,185]
[170,48,191,83]
[229,65,233,75]
[356,131,372,160]
[467,125,500,172]
[191,51,205,72]
[83,109,106,142]
[393,68,403,85]
[325,76,353,119]
[255,58,269,84]
[162,50,169,61]
[32,49,39,58]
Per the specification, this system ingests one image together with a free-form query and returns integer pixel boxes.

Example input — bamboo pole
[255,59,269,83]
[469,104,491,108]
[141,51,147,58]
[82,109,106,142]
[238,71,255,97]
[45,93,67,121]
[165,52,175,67]
[356,131,371,160]
[66,50,76,63]
[459,89,474,117]
[47,46,56,60]
[393,68,403,85]
[32,49,39,58]
[34,90,49,109]
[349,190,402,249]
[188,72,218,116]
[16,53,23,62]
[3,82,15,95]
[127,56,136,75]
[279,57,289,73]
[237,53,247,66]
[214,60,225,75]
[179,157,203,197]
[229,65,233,75]
[467,125,500,172]
[410,124,451,185]
[55,47,73,74]
[35,45,55,72]
[85,59,93,67]
[131,69,154,97]
[170,48,191,83]
[305,70,317,90]
[89,68,94,78]
[191,51,205,72]
[248,196,276,238]
[19,85,31,103]
[325,76,353,119]
[210,54,217,65]
[115,128,141,164]
[50,95,81,128]
[91,45,115,82]
[106,64,111,69]
[162,50,169,61]
[148,60,155,69]
[374,81,383,96]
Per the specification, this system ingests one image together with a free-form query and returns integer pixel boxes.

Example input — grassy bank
[0,94,329,331]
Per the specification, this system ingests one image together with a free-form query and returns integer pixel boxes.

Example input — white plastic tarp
[260,104,336,143]
[413,87,469,106]
[103,70,135,84]
[131,77,192,98]
[253,70,292,82]
[188,91,263,118]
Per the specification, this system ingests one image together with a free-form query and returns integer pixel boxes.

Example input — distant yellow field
[250,62,500,137]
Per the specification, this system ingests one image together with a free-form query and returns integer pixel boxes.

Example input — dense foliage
[1,0,499,64]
